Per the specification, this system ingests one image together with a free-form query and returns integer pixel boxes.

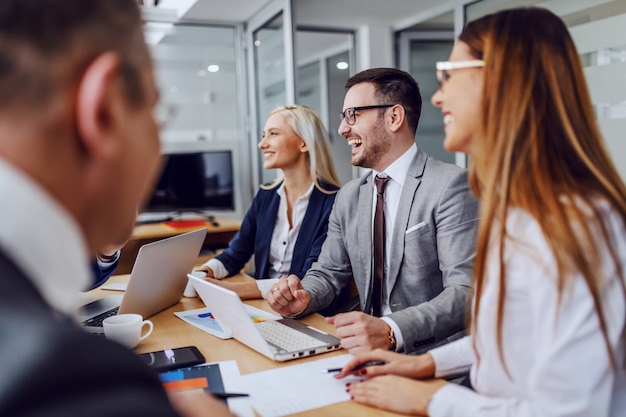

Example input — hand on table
[267,275,310,316]
[326,312,394,355]
[346,375,447,416]
[335,348,436,380]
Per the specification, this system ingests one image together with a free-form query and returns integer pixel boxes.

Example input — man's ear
[75,52,123,158]
[388,104,405,133]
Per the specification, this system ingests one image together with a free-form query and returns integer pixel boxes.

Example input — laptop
[80,228,208,334]
[188,275,342,361]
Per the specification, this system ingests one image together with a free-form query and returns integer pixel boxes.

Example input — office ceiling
[180,0,455,29]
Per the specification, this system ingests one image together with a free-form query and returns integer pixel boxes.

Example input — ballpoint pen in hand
[206,391,249,398]
[323,360,386,374]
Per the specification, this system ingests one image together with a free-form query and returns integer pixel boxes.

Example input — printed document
[240,353,363,417]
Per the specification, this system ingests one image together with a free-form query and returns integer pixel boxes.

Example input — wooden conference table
[84,273,403,417]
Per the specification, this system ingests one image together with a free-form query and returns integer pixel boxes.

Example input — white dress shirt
[372,143,417,350]
[428,203,626,417]
[0,159,89,317]
[205,182,313,299]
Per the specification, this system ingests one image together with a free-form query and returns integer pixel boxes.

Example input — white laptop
[80,228,207,334]
[188,275,342,361]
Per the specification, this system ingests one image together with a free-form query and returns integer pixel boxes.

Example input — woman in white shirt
[336,7,626,417]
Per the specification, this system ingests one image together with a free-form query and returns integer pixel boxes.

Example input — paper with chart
[240,353,364,417]
[175,305,280,339]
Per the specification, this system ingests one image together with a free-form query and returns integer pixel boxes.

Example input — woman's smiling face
[431,41,484,156]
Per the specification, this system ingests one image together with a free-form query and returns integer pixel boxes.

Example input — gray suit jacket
[300,148,479,354]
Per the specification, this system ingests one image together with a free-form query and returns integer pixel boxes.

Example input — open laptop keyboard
[256,320,326,352]
[81,306,119,327]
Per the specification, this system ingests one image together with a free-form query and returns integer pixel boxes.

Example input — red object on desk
[161,219,212,229]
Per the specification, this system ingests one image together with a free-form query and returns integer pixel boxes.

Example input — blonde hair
[461,7,626,371]
[261,105,340,193]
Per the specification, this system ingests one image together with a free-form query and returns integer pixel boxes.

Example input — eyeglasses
[436,60,485,86]
[340,104,394,126]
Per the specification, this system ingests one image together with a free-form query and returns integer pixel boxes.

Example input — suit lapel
[387,150,427,291]
[357,174,374,311]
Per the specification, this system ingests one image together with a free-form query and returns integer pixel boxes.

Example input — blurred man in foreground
[0,1,233,416]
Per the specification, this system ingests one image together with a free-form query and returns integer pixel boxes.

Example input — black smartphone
[138,346,205,373]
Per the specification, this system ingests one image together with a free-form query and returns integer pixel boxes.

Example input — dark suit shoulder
[0,309,180,416]
[0,254,179,417]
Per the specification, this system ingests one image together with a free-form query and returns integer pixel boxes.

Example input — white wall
[464,0,626,182]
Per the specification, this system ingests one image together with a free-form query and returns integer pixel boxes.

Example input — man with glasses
[268,68,479,356]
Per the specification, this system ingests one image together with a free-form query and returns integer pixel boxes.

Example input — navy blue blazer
[88,257,120,290]
[216,180,338,279]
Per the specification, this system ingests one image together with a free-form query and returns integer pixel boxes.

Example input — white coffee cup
[103,313,153,349]
[184,271,206,297]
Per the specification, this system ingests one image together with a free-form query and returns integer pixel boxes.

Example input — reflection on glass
[326,50,353,185]
[254,12,286,183]
[297,61,321,113]
[410,40,455,164]
[147,24,239,142]
[466,0,626,125]
[296,30,355,184]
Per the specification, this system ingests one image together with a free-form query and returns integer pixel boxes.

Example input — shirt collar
[276,180,315,202]
[373,143,417,187]
[0,159,89,317]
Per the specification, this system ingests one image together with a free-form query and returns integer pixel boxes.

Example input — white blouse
[205,182,313,299]
[428,203,626,417]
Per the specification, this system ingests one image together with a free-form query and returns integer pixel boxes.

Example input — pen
[323,360,386,373]
[206,391,250,398]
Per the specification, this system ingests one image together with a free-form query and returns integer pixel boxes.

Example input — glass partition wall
[325,50,355,185]
[465,0,626,181]
[248,0,296,186]
[143,22,249,220]
[397,31,454,165]
[295,29,355,185]
[249,18,356,185]
[253,12,288,157]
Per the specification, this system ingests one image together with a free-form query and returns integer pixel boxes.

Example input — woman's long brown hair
[461,7,626,374]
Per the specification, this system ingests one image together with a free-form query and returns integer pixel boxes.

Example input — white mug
[103,313,153,349]
[184,271,205,297]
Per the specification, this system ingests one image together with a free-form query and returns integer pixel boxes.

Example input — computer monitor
[145,149,234,213]
[139,141,238,221]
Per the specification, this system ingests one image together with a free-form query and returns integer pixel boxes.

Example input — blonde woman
[338,7,626,417]
[198,105,340,300]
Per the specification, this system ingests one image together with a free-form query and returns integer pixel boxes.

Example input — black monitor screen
[145,150,234,212]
